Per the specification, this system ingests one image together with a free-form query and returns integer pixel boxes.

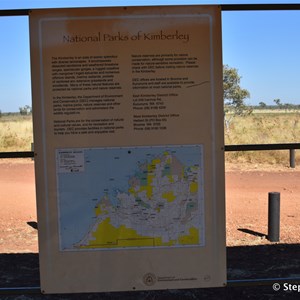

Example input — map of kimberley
[56,145,204,250]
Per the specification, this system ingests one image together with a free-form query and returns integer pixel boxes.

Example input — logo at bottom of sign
[143,273,199,287]
[143,273,157,286]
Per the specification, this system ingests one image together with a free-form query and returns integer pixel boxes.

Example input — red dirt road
[226,166,300,246]
[0,159,299,253]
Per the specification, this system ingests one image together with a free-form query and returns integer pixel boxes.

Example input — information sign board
[30,5,226,293]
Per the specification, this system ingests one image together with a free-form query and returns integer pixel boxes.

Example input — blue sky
[0,0,300,112]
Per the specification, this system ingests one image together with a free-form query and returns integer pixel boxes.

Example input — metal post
[289,149,295,168]
[268,192,280,242]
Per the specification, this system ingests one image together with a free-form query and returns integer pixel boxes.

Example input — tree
[273,98,283,109]
[259,101,267,109]
[19,105,32,115]
[283,102,295,112]
[223,65,251,130]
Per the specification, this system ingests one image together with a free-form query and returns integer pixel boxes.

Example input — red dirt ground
[0,159,299,252]
[226,163,300,247]
[0,159,38,253]
[0,159,299,299]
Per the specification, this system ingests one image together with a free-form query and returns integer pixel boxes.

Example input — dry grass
[0,112,299,166]
[225,112,300,166]
[0,115,33,152]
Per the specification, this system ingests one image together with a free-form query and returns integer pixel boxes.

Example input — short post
[289,149,295,168]
[268,192,280,242]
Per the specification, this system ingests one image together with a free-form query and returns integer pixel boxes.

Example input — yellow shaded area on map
[167,175,174,183]
[147,174,154,186]
[144,159,159,198]
[79,218,199,248]
[139,185,153,198]
[128,180,153,198]
[94,204,108,216]
[151,158,161,165]
[163,151,172,163]
[189,182,198,193]
[80,218,155,248]
[162,191,176,202]
[178,227,199,245]
[94,205,102,216]
[128,186,136,196]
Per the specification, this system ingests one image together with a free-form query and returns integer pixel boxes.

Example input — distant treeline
[252,104,300,110]
[0,105,32,117]
[1,112,22,116]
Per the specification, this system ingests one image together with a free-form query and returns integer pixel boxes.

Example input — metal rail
[0,286,40,295]
[221,3,300,11]
[1,3,300,16]
[0,9,30,16]
[0,151,34,159]
[1,143,299,158]
[224,143,300,152]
